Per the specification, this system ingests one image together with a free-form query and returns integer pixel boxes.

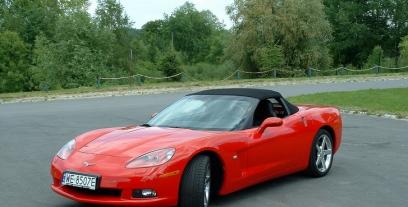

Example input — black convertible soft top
[190,88,282,100]
[189,88,299,115]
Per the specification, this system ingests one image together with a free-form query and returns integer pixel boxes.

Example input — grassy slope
[289,88,408,118]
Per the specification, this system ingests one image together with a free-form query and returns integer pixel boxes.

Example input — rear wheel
[306,129,334,177]
[179,155,211,207]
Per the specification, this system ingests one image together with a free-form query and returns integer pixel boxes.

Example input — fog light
[132,189,157,198]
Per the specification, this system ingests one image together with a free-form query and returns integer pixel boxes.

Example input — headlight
[126,148,175,168]
[57,139,76,160]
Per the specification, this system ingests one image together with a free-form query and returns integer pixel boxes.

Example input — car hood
[78,126,216,158]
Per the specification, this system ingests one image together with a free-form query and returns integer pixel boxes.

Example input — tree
[206,29,230,64]
[59,0,90,14]
[141,20,168,51]
[0,1,6,31]
[95,0,133,75]
[141,20,168,63]
[31,10,115,89]
[254,44,284,72]
[30,34,55,90]
[227,0,332,73]
[324,0,408,67]
[95,0,131,32]
[139,3,226,65]
[1,0,62,44]
[166,2,223,64]
[0,31,29,92]
[399,36,408,66]
[381,0,408,66]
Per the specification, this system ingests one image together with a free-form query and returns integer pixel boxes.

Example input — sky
[88,0,234,29]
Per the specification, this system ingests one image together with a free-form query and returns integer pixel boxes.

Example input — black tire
[179,155,211,207]
[306,129,334,177]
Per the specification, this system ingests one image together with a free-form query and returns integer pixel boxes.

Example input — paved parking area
[1,79,407,207]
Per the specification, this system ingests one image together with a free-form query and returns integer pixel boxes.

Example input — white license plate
[62,172,99,190]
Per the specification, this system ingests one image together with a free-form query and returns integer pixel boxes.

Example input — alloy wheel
[315,134,333,173]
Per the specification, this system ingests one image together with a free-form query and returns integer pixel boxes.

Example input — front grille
[65,186,122,197]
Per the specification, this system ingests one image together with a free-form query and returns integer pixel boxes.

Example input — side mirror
[151,112,158,118]
[254,117,283,139]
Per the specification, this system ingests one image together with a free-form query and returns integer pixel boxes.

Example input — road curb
[1,75,407,104]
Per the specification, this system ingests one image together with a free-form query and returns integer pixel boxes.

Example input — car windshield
[147,95,258,131]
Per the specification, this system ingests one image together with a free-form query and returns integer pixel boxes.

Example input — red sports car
[51,88,342,207]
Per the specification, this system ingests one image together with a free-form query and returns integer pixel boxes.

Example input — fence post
[376,65,380,74]
[96,77,101,88]
[236,70,241,80]
[273,69,277,78]
[136,76,142,86]
[307,67,311,77]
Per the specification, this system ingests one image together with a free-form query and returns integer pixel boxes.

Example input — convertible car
[51,88,342,207]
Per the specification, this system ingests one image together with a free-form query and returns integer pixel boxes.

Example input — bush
[364,46,384,68]
[135,61,163,84]
[183,61,235,81]
[158,50,182,81]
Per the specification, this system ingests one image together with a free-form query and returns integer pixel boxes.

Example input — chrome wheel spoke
[321,136,327,148]
[320,157,327,170]
[316,143,321,152]
[316,155,322,166]
[203,165,211,207]
[323,149,332,156]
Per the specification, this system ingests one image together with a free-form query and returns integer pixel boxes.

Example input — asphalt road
[0,79,407,207]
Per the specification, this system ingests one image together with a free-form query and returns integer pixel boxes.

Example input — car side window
[268,98,289,118]
[252,100,277,127]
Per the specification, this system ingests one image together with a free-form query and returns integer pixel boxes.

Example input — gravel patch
[341,110,408,122]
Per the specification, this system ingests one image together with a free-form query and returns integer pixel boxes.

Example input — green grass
[0,72,407,102]
[289,88,408,118]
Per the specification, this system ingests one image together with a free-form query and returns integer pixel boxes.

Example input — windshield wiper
[163,126,183,129]
[158,125,188,129]
[140,123,152,127]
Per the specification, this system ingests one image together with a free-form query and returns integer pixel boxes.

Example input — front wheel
[306,129,334,177]
[179,155,211,207]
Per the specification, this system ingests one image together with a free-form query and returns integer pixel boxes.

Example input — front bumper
[51,184,172,206]
[50,153,181,206]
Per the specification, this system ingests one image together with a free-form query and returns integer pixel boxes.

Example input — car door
[243,99,307,183]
